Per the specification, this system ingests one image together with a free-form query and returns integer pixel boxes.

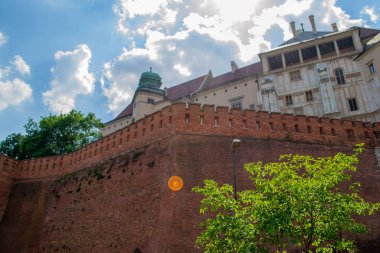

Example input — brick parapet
[174,103,380,147]
[12,105,177,180]
[4,102,380,181]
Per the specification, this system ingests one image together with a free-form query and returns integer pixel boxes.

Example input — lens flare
[168,176,184,192]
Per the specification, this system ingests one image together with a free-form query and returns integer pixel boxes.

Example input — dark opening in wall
[346,129,355,139]
[295,124,300,133]
[319,41,336,58]
[337,36,355,53]
[284,50,300,67]
[335,68,346,85]
[301,46,318,62]
[268,55,283,70]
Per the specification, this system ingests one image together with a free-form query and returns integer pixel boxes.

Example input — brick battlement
[1,103,380,251]
[1,102,380,181]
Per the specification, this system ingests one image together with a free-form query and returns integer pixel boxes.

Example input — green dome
[138,69,162,89]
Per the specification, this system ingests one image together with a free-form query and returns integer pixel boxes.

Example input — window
[335,68,345,85]
[268,55,283,70]
[285,95,293,106]
[230,96,244,109]
[305,90,313,101]
[301,46,318,62]
[232,102,242,109]
[369,63,375,75]
[289,70,301,81]
[348,98,358,111]
[284,50,300,66]
[319,41,336,58]
[337,36,355,53]
[147,98,155,104]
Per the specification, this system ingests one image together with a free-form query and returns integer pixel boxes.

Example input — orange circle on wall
[168,176,184,192]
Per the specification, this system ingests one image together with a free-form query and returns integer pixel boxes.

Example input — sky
[0,0,380,141]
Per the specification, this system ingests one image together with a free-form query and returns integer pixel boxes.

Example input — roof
[354,31,380,60]
[279,31,332,47]
[113,103,133,122]
[358,27,380,42]
[166,75,206,101]
[198,62,262,93]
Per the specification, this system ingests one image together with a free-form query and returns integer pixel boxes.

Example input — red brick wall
[1,134,380,252]
[8,103,380,182]
[1,103,380,252]
[0,154,16,220]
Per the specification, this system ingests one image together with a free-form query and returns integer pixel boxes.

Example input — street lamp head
[232,138,241,149]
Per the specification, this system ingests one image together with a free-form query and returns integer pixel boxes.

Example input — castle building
[101,15,380,136]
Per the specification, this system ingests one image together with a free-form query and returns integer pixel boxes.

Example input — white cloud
[101,60,136,114]
[0,32,8,46]
[0,67,11,80]
[43,44,95,113]
[361,6,379,23]
[11,55,30,75]
[0,78,32,111]
[174,64,191,76]
[105,0,370,114]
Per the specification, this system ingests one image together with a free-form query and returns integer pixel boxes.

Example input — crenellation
[1,102,379,182]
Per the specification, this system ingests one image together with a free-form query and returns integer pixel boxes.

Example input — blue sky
[0,0,379,141]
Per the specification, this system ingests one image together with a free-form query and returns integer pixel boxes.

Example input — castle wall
[1,134,380,252]
[0,154,16,220]
[1,103,380,252]
[4,102,380,182]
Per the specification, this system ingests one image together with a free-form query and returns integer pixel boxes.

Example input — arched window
[335,68,345,85]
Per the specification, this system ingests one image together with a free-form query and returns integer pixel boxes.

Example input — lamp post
[231,138,241,200]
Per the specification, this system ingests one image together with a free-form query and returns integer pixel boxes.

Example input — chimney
[231,61,239,73]
[331,23,338,32]
[290,21,297,38]
[309,15,317,34]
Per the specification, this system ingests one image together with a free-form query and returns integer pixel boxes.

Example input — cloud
[105,0,370,114]
[174,64,191,76]
[361,6,379,23]
[43,44,95,113]
[0,54,33,111]
[0,78,33,111]
[11,55,30,76]
[0,32,8,46]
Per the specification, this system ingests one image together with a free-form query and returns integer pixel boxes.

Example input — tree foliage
[0,110,103,159]
[193,144,380,253]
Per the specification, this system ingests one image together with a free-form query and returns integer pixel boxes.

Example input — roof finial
[301,23,304,32]
[150,67,152,72]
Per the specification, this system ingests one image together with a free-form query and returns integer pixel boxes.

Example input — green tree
[193,144,380,253]
[0,110,103,159]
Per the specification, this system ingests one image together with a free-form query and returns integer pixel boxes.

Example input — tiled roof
[279,31,332,47]
[359,27,380,42]
[166,75,206,101]
[199,62,262,93]
[113,103,133,122]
